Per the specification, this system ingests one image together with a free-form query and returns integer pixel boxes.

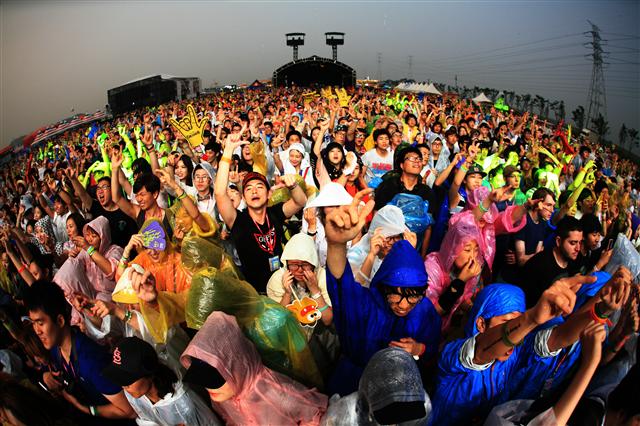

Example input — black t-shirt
[231,203,286,293]
[89,201,138,248]
[518,248,581,307]
[514,213,547,255]
[374,175,437,217]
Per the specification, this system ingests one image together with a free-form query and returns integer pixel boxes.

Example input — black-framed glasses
[386,293,423,305]
[287,262,314,271]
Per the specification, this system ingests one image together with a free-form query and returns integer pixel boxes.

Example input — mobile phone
[606,239,614,251]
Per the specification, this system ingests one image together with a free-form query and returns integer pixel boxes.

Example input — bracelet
[318,304,330,312]
[124,310,133,323]
[501,322,523,347]
[589,303,611,325]
[478,201,490,213]
[311,292,322,300]
[287,182,299,191]
[89,406,97,417]
[307,230,317,237]
[220,156,232,165]
[121,254,129,262]
[177,191,187,200]
[17,264,26,274]
[460,165,468,173]
[86,246,96,256]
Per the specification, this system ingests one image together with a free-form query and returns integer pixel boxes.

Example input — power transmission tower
[408,55,413,80]
[584,21,608,130]
[376,52,382,81]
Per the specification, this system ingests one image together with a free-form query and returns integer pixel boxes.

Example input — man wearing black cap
[214,137,307,293]
[102,337,220,425]
[374,145,437,250]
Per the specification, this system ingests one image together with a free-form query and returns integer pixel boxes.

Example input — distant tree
[514,94,522,110]
[592,114,609,144]
[627,128,639,149]
[571,106,585,129]
[522,94,532,112]
[619,123,628,148]
[557,101,565,122]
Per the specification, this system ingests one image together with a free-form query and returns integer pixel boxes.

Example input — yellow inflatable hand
[169,104,208,148]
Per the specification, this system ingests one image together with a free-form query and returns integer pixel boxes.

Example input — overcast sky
[1,0,638,148]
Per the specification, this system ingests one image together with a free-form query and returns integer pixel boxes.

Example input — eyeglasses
[404,156,422,163]
[386,293,423,305]
[194,175,210,182]
[96,185,110,191]
[287,262,314,271]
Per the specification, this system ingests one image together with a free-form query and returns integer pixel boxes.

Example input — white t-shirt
[361,149,393,183]
[52,211,71,243]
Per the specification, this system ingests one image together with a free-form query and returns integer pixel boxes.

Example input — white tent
[395,82,412,92]
[472,92,492,104]
[424,83,442,95]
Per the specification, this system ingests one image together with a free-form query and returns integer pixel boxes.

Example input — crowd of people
[0,86,639,426]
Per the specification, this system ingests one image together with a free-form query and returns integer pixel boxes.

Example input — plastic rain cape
[181,235,323,389]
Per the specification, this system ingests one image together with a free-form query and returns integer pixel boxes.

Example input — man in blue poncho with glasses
[323,189,441,396]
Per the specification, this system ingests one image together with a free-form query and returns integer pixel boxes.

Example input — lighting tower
[286,33,305,61]
[585,21,607,130]
[325,32,345,61]
[376,52,382,81]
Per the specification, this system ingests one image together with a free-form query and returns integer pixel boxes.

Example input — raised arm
[66,168,93,211]
[214,133,247,229]
[280,174,307,218]
[110,152,137,219]
[324,189,375,279]
[155,169,211,233]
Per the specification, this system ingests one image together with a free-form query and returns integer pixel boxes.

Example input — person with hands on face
[324,189,441,396]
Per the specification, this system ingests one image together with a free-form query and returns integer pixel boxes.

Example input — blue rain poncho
[327,240,441,396]
[507,271,611,401]
[430,284,526,426]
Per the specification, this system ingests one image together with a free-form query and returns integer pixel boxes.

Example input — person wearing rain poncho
[116,219,192,294]
[322,347,432,426]
[347,205,414,287]
[429,269,627,426]
[72,216,123,302]
[323,192,441,396]
[181,311,328,426]
[427,134,450,175]
[274,142,317,189]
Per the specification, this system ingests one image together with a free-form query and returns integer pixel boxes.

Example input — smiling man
[214,138,307,293]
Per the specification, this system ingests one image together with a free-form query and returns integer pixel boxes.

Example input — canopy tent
[424,83,442,95]
[472,92,493,104]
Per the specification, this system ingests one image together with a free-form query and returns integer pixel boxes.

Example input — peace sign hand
[169,104,208,148]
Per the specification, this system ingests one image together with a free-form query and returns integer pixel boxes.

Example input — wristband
[460,165,468,173]
[124,310,133,323]
[89,406,97,417]
[177,192,187,200]
[287,182,299,190]
[17,264,26,274]
[220,156,232,165]
[311,292,322,300]
[318,304,330,312]
[307,230,317,237]
[589,303,611,325]
[478,201,490,213]
[86,246,96,256]
[501,322,523,347]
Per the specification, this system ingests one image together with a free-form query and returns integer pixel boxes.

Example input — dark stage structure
[272,32,356,88]
[107,75,200,115]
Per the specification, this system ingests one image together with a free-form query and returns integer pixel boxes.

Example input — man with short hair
[25,280,135,421]
[514,187,555,267]
[518,217,583,306]
[192,164,216,218]
[215,137,307,293]
[361,129,393,185]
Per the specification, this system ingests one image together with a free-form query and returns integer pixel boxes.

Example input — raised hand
[458,257,482,282]
[111,151,124,171]
[530,275,596,325]
[325,189,375,245]
[580,321,606,364]
[169,104,208,148]
[153,169,177,191]
[129,268,158,304]
[489,185,516,204]
[598,266,632,314]
[369,227,385,257]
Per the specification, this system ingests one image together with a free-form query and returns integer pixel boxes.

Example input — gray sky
[1,0,638,149]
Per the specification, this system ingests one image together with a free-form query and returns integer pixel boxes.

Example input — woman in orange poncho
[116,219,191,294]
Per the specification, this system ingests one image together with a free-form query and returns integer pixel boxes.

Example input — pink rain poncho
[181,311,328,426]
[77,216,123,300]
[53,258,97,325]
[425,187,526,331]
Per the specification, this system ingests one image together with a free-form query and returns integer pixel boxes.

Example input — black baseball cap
[466,163,486,177]
[183,358,226,390]
[102,337,159,387]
